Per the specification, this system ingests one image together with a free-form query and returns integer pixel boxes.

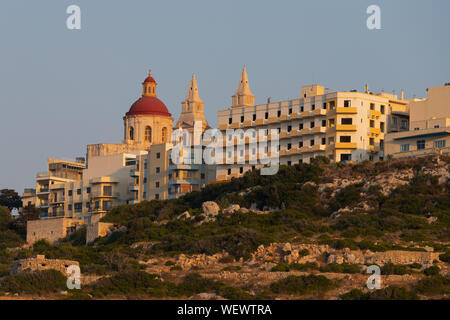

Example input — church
[28,70,215,223]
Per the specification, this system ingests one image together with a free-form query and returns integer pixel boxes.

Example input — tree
[0,189,22,210]
[9,205,40,238]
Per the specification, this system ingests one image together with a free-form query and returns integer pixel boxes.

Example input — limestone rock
[223,204,240,214]
[177,211,191,220]
[202,201,220,216]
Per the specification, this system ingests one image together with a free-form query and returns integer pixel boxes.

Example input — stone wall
[26,218,86,244]
[86,222,114,244]
[10,255,79,276]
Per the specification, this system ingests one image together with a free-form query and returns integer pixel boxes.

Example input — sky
[0,0,449,193]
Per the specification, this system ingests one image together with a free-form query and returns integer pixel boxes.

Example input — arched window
[145,126,152,142]
[129,127,134,140]
[162,127,167,143]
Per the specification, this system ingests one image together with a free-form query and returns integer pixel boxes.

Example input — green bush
[319,263,360,274]
[269,275,334,295]
[423,266,440,276]
[415,275,450,295]
[0,270,67,295]
[381,263,414,275]
[340,286,418,300]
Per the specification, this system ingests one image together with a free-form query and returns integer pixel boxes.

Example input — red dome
[143,76,156,83]
[126,96,172,117]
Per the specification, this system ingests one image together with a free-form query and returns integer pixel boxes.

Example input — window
[310,139,315,146]
[370,120,375,128]
[400,144,410,152]
[329,101,335,109]
[299,141,303,148]
[253,114,256,121]
[156,167,160,173]
[129,127,134,140]
[370,138,374,146]
[155,194,159,200]
[434,140,446,148]
[227,168,231,175]
[287,143,292,150]
[145,126,152,142]
[434,125,440,129]
[321,137,326,145]
[265,112,269,119]
[329,119,335,127]
[289,108,292,114]
[162,127,167,142]
[417,140,425,150]
[86,187,91,194]
[155,182,160,188]
[287,161,291,166]
[310,121,315,128]
[340,136,351,143]
[380,105,385,114]
[287,125,292,132]
[300,106,304,112]
[277,110,281,117]
[156,152,160,159]
[103,186,112,196]
[68,190,73,197]
[322,102,327,109]
[380,122,385,133]
[322,120,326,127]
[229,118,232,124]
[299,123,304,130]
[340,154,352,162]
[311,104,315,111]
[68,204,72,211]
[344,100,351,107]
[74,203,82,213]
[77,189,81,195]
[341,118,353,125]
[328,137,335,144]
[241,116,244,123]
[370,103,375,110]
[240,167,243,174]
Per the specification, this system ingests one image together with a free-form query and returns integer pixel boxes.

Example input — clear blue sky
[1,0,449,193]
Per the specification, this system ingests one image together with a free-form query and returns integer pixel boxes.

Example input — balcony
[218,124,228,131]
[312,145,326,152]
[91,192,120,198]
[230,122,240,129]
[300,128,312,135]
[267,117,278,124]
[289,147,299,155]
[279,131,289,139]
[370,127,381,135]
[299,146,312,153]
[49,196,65,203]
[370,110,382,117]
[335,142,357,149]
[130,169,140,177]
[369,145,381,152]
[242,120,253,127]
[279,115,288,121]
[300,111,312,118]
[311,127,326,134]
[37,188,50,194]
[279,149,287,156]
[129,184,139,191]
[312,109,327,116]
[336,107,357,114]
[336,124,357,131]
[289,130,300,137]
[254,119,265,126]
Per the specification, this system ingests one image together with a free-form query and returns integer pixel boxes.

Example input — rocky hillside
[0,155,449,300]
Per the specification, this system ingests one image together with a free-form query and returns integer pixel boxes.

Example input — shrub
[320,263,360,274]
[423,266,440,276]
[269,275,334,295]
[381,263,414,275]
[439,252,450,263]
[366,286,419,300]
[340,289,368,300]
[0,270,67,295]
[415,275,450,295]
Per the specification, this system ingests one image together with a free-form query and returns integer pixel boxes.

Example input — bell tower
[232,66,255,108]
